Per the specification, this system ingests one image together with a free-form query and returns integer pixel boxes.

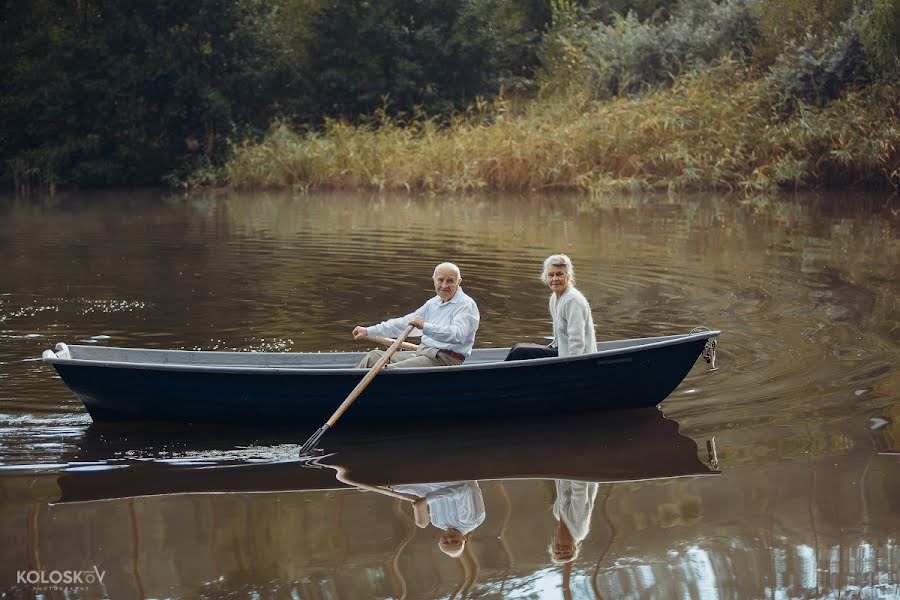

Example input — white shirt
[549,285,597,357]
[391,481,485,534]
[553,480,599,542]
[366,287,480,356]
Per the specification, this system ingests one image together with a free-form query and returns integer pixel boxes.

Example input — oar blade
[299,424,329,456]
[298,323,416,455]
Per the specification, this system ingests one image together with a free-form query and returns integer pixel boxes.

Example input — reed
[218,62,899,194]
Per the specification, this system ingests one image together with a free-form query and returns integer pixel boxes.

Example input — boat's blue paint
[45,332,718,425]
[55,408,718,503]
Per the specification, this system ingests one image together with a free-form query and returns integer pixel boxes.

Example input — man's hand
[409,315,425,329]
[412,496,430,528]
[352,326,368,340]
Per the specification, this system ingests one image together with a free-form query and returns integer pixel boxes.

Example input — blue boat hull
[50,338,711,425]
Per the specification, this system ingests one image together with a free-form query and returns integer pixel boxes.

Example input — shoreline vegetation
[214,70,898,194]
[4,0,899,195]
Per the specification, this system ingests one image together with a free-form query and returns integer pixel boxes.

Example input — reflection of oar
[325,462,433,529]
[299,323,416,455]
[364,335,419,351]
[328,464,419,502]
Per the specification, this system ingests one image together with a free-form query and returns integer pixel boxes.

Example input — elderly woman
[506,254,597,361]
[549,479,599,565]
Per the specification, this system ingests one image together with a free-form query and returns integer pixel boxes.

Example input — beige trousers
[356,345,463,368]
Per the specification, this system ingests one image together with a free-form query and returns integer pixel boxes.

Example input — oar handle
[364,335,419,351]
[325,323,416,427]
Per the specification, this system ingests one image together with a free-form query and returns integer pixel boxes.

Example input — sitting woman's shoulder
[562,286,590,305]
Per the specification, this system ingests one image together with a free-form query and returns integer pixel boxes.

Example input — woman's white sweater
[549,286,597,357]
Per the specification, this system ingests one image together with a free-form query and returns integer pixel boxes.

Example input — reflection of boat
[41,330,719,424]
[55,409,717,503]
[870,403,899,456]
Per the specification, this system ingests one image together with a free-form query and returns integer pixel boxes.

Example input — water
[0,190,897,599]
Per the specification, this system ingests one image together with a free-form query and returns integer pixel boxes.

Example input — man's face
[433,267,461,302]
[439,528,466,557]
[546,265,570,294]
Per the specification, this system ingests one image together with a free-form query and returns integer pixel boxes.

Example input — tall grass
[216,60,898,194]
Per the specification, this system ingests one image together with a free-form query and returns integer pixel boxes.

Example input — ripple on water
[0,412,93,426]
[0,296,148,323]
[1,192,898,472]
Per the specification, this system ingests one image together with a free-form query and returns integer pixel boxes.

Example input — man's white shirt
[365,288,480,356]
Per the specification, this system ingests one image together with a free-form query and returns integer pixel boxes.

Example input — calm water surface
[0,190,897,599]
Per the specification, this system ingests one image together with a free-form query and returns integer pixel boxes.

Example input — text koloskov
[17,566,106,585]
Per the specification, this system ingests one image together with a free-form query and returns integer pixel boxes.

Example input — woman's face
[551,519,577,562]
[546,264,570,295]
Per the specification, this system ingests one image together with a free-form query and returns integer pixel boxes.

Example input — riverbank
[211,64,898,195]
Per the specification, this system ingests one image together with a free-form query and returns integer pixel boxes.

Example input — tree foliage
[538,0,762,99]
[0,0,297,187]
[855,0,900,77]
[305,0,548,119]
[1,0,897,189]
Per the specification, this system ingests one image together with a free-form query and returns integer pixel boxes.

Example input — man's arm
[362,300,430,339]
[412,497,430,528]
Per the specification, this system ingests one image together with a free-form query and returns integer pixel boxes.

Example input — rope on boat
[690,326,718,372]
[706,437,720,470]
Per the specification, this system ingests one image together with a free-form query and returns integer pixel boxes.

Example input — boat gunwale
[42,330,720,375]
[52,471,721,505]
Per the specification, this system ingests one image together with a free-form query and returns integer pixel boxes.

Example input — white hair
[433,262,462,279]
[540,254,575,285]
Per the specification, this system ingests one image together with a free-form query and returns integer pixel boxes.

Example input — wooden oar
[364,335,419,351]
[327,464,419,502]
[326,464,430,528]
[299,323,416,455]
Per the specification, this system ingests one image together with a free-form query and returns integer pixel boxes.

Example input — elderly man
[506,253,597,361]
[352,262,480,368]
[391,480,485,558]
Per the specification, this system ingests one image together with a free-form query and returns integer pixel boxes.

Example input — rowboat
[42,330,719,425]
[55,409,719,503]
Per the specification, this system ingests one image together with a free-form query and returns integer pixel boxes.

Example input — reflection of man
[391,481,486,557]
[550,479,598,564]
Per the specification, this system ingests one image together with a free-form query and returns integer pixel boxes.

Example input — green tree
[855,0,900,78]
[305,0,549,119]
[0,0,299,187]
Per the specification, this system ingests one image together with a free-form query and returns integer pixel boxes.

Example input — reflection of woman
[550,480,598,564]
[391,481,486,557]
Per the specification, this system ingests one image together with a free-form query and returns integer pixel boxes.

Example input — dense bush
[538,0,762,99]
[855,0,900,78]
[765,21,871,113]
[219,61,899,194]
